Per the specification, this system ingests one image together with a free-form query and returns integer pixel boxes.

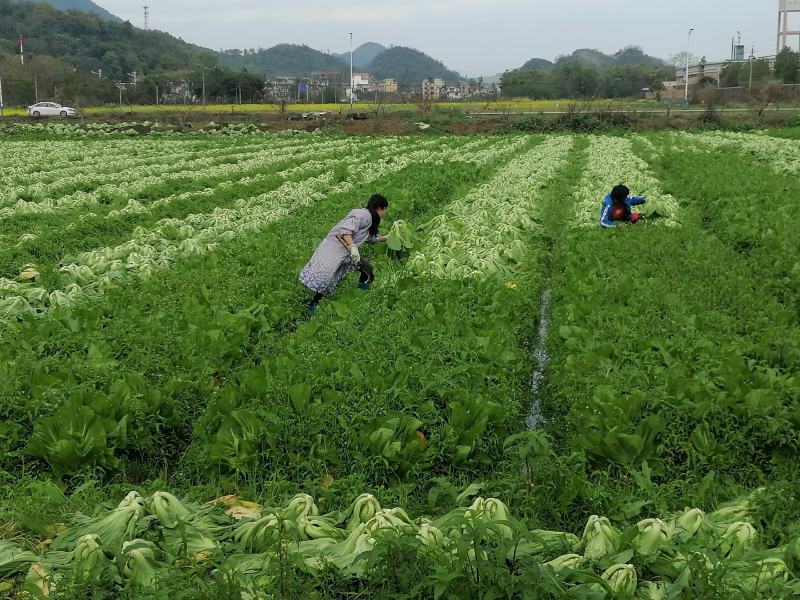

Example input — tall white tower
[778,0,800,52]
[143,5,149,30]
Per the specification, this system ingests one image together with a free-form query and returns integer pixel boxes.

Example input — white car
[27,102,77,118]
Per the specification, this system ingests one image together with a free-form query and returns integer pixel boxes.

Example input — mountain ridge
[218,44,349,76]
[218,43,462,85]
[3,2,668,89]
[0,0,212,80]
[367,46,461,85]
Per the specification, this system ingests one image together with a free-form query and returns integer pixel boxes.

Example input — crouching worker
[600,184,646,228]
[300,194,389,315]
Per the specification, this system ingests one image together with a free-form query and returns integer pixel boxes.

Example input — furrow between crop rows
[0,137,478,318]
[102,139,395,221]
[676,130,800,174]
[0,137,383,220]
[409,136,574,280]
[645,130,800,317]
[0,146,517,483]
[0,138,409,281]
[0,139,199,177]
[97,135,518,226]
[0,138,272,188]
[0,136,343,210]
[175,147,541,488]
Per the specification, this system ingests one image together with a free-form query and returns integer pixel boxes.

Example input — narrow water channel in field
[526,284,551,429]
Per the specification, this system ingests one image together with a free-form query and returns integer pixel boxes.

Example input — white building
[674,56,776,86]
[352,73,371,87]
[346,72,375,101]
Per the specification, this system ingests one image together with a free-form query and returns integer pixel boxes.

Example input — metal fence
[654,83,800,104]
[714,84,800,102]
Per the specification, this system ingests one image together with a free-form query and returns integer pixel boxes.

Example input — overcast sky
[98,0,783,75]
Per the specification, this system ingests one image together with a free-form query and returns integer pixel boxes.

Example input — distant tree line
[0,52,267,107]
[501,47,671,99]
[501,61,671,99]
[503,46,800,100]
[719,47,800,87]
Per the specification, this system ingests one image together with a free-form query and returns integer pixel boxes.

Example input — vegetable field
[0,124,799,598]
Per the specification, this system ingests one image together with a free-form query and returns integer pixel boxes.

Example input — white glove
[349,245,361,264]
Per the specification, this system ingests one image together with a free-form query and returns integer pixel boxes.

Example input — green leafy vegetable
[386,220,417,253]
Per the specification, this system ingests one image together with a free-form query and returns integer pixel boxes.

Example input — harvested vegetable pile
[2,489,798,597]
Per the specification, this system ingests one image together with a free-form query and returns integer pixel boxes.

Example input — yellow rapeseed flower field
[0,98,663,118]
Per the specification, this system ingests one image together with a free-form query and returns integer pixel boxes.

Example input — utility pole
[18,34,24,65]
[155,82,159,105]
[748,47,755,89]
[34,76,38,102]
[0,75,4,117]
[349,32,354,111]
[684,28,694,106]
[92,69,102,79]
[143,5,149,30]
[202,70,207,109]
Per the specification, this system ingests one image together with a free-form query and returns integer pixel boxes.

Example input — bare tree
[417,96,432,117]
[695,83,717,105]
[668,52,698,69]
[759,79,784,115]
[370,91,388,119]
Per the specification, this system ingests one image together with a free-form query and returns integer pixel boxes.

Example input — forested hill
[0,0,214,79]
[521,46,668,71]
[366,47,461,85]
[218,44,350,76]
[3,1,463,86]
[521,58,555,71]
[217,43,463,84]
[11,0,120,21]
[337,42,387,69]
[500,44,674,100]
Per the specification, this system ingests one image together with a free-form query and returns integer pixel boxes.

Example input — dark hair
[611,185,630,204]
[366,194,388,236]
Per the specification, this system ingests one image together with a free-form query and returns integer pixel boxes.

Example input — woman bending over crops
[600,184,646,228]
[300,194,389,315]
